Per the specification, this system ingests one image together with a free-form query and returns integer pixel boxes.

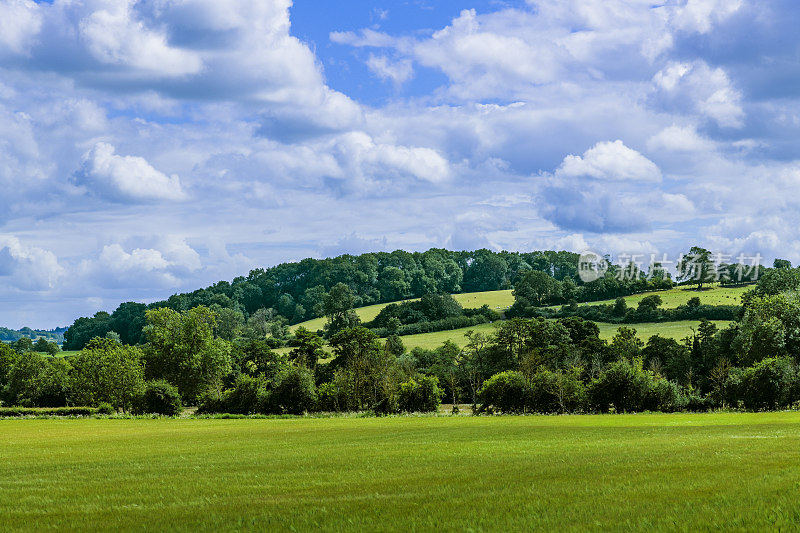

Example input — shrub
[527,367,587,414]
[479,371,527,413]
[226,375,269,414]
[97,402,115,415]
[398,375,443,413]
[735,356,798,411]
[139,380,183,416]
[266,366,317,415]
[588,359,654,413]
[645,378,686,412]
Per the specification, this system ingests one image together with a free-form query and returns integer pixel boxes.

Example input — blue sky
[1,0,799,328]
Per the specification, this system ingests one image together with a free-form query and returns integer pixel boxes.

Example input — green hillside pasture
[291,290,515,332]
[567,284,750,310]
[398,320,730,351]
[2,413,800,530]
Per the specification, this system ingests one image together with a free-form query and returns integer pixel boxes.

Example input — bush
[479,371,527,413]
[226,375,269,414]
[589,359,656,413]
[735,356,798,411]
[138,380,183,416]
[97,402,115,415]
[645,378,686,412]
[527,367,587,414]
[266,366,317,415]
[398,375,442,413]
[316,372,350,412]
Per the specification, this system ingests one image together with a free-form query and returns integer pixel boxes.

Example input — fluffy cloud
[0,0,41,56]
[366,55,414,86]
[75,143,187,202]
[646,125,716,153]
[652,60,744,127]
[556,140,661,182]
[0,235,64,291]
[0,0,799,327]
[539,141,692,233]
[330,132,451,190]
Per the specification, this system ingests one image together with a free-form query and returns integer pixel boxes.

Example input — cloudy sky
[0,0,798,328]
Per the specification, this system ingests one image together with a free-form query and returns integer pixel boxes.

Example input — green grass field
[2,413,799,531]
[396,320,730,351]
[292,285,746,334]
[291,290,516,332]
[570,284,749,309]
[279,285,743,354]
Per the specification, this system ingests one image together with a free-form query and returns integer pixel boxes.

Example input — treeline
[5,264,800,416]
[63,248,581,350]
[0,326,66,344]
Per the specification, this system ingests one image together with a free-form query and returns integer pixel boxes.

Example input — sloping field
[292,285,746,334]
[1,413,799,531]
[291,290,515,332]
[397,320,730,351]
[571,284,749,309]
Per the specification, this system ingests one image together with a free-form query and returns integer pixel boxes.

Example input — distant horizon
[1,243,777,331]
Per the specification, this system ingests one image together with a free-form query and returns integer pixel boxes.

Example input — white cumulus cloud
[76,142,187,202]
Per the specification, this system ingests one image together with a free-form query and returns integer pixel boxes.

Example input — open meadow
[1,412,799,531]
[388,319,730,351]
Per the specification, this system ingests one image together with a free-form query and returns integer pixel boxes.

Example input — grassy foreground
[2,413,800,531]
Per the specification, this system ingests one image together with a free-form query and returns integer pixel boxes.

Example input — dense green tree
[290,327,327,372]
[63,311,113,350]
[324,283,361,336]
[12,336,33,354]
[512,270,562,309]
[143,306,232,403]
[70,338,145,412]
[138,380,182,415]
[677,247,715,290]
[463,253,508,292]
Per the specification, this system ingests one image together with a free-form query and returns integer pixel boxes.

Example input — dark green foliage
[478,371,528,413]
[97,402,114,415]
[63,248,581,348]
[267,366,317,415]
[398,375,443,412]
[143,306,232,403]
[12,336,33,353]
[0,406,97,417]
[70,338,145,412]
[289,327,326,372]
[0,342,17,390]
[371,293,463,328]
[733,357,798,411]
[527,367,587,413]
[198,367,316,415]
[4,351,71,407]
[587,359,681,413]
[138,380,183,416]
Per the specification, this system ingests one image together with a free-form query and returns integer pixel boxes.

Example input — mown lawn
[1,413,799,531]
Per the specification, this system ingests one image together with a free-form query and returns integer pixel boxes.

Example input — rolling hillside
[278,284,746,354]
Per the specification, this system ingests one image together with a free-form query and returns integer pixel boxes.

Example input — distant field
[397,320,730,351]
[291,289,515,332]
[280,285,743,354]
[566,284,749,309]
[2,413,800,530]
